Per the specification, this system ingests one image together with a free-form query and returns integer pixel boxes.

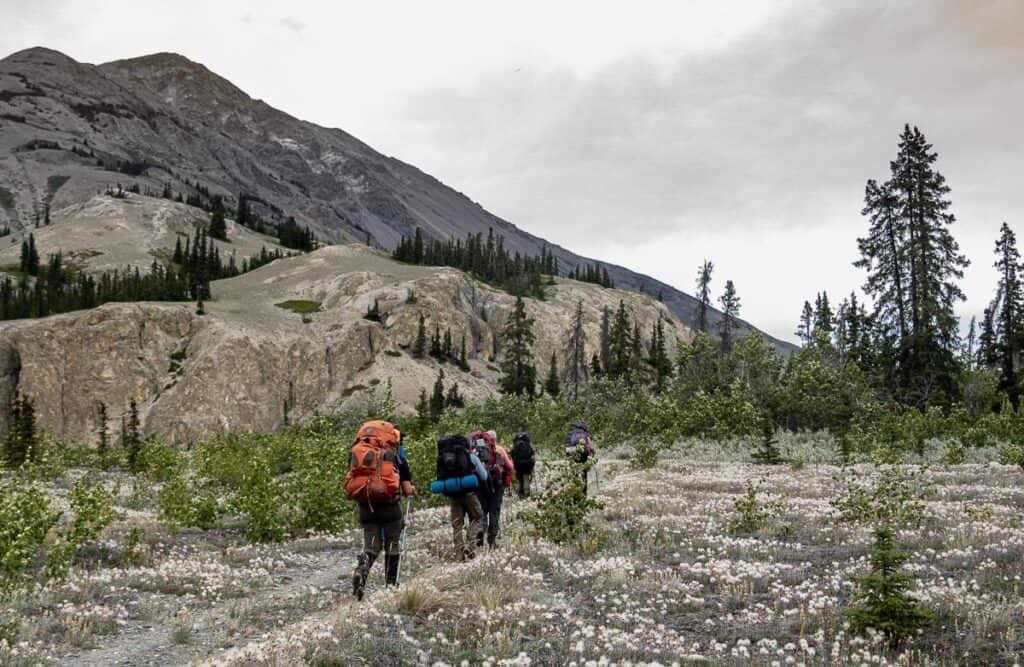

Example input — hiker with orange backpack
[344,420,414,600]
[471,429,514,548]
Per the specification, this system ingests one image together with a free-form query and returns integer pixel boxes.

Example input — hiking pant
[449,493,483,559]
[476,486,504,547]
[516,472,532,498]
[356,502,404,584]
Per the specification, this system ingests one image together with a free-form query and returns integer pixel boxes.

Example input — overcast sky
[3,0,1022,343]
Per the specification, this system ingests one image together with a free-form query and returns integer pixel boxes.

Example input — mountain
[0,46,795,352]
[0,244,687,443]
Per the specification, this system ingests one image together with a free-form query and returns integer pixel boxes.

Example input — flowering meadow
[2,436,1023,666]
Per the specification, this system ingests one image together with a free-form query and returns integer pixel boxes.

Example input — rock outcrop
[0,245,691,444]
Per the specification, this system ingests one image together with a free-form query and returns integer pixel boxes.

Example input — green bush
[831,465,932,528]
[726,480,782,534]
[136,437,185,482]
[521,461,603,544]
[630,438,659,470]
[157,472,222,531]
[235,455,287,543]
[0,478,60,586]
[67,476,120,544]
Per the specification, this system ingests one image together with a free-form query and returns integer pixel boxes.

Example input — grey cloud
[397,0,1024,249]
[279,16,306,33]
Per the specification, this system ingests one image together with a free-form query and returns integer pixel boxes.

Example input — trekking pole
[395,496,412,584]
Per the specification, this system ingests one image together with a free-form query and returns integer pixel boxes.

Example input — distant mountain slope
[0,46,795,352]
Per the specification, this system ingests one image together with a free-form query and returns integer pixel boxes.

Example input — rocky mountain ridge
[0,46,794,352]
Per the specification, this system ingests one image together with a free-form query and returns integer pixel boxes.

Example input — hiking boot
[352,552,375,601]
[385,554,401,587]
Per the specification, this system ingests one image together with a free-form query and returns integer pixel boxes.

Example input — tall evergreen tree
[2,393,36,468]
[978,305,998,370]
[648,316,673,394]
[97,402,109,466]
[430,369,446,421]
[208,197,228,241]
[694,260,714,333]
[718,280,741,352]
[992,222,1023,406]
[598,306,612,374]
[563,299,589,399]
[412,314,427,358]
[544,352,561,397]
[608,300,632,380]
[124,400,142,471]
[499,296,537,396]
[814,292,834,337]
[857,125,969,406]
[796,300,815,346]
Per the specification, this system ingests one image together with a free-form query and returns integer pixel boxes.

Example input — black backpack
[511,432,535,474]
[437,434,473,480]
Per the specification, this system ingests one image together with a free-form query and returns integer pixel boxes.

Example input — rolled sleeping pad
[429,475,479,494]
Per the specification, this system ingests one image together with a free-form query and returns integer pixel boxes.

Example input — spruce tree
[97,402,109,466]
[430,369,446,421]
[718,280,741,352]
[2,393,36,468]
[648,316,673,394]
[598,306,611,374]
[796,300,815,346]
[430,324,443,359]
[445,382,464,409]
[499,296,537,396]
[206,209,227,242]
[544,352,561,397]
[606,301,633,380]
[412,314,427,358]
[814,292,834,338]
[415,389,431,429]
[694,260,714,333]
[124,400,142,472]
[992,222,1022,406]
[857,125,969,407]
[458,336,470,371]
[563,299,589,399]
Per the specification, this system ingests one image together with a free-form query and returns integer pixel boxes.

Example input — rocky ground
[3,450,1024,666]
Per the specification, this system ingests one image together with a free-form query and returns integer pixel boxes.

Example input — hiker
[436,433,488,561]
[344,420,414,600]
[565,420,596,493]
[471,430,514,548]
[510,431,536,498]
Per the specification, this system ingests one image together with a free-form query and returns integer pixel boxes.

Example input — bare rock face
[0,245,691,444]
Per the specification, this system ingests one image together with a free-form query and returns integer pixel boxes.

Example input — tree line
[394,227,614,298]
[1,229,288,321]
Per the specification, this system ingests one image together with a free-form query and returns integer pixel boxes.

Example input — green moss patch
[274,300,321,314]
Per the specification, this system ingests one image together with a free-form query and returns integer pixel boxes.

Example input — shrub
[0,478,60,586]
[235,455,287,543]
[67,476,120,544]
[726,480,782,534]
[136,437,184,482]
[157,472,221,531]
[998,444,1024,471]
[845,525,932,643]
[831,465,932,528]
[630,438,659,470]
[522,461,603,544]
[751,423,784,465]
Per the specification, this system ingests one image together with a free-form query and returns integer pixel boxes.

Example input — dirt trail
[59,537,358,666]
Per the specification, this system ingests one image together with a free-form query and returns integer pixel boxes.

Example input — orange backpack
[344,420,401,508]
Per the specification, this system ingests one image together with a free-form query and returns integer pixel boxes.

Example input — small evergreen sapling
[845,525,932,643]
[751,422,784,465]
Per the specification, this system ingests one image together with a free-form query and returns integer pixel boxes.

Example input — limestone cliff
[0,245,690,444]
